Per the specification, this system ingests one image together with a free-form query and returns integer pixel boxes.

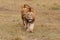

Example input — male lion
[21,4,35,32]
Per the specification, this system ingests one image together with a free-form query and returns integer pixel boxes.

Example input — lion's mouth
[26,19,33,23]
[29,19,32,22]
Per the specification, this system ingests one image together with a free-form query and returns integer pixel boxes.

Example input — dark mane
[28,7,32,12]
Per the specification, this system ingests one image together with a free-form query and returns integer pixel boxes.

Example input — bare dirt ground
[0,0,60,40]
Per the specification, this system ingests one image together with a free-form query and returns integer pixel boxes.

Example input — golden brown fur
[21,4,35,32]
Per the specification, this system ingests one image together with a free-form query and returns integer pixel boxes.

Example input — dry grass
[0,0,60,40]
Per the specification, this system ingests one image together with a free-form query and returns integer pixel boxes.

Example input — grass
[49,3,60,10]
[50,4,60,10]
[0,0,60,40]
[49,6,60,10]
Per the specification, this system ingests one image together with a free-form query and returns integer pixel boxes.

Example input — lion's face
[25,12,34,23]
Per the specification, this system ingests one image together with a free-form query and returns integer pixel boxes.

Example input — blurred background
[0,0,60,40]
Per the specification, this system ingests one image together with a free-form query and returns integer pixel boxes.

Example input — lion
[21,4,35,33]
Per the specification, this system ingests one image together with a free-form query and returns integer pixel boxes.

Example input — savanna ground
[0,0,60,40]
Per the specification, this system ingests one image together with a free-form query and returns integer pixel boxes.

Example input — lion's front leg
[23,20,29,30]
[23,20,27,29]
[26,23,34,33]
